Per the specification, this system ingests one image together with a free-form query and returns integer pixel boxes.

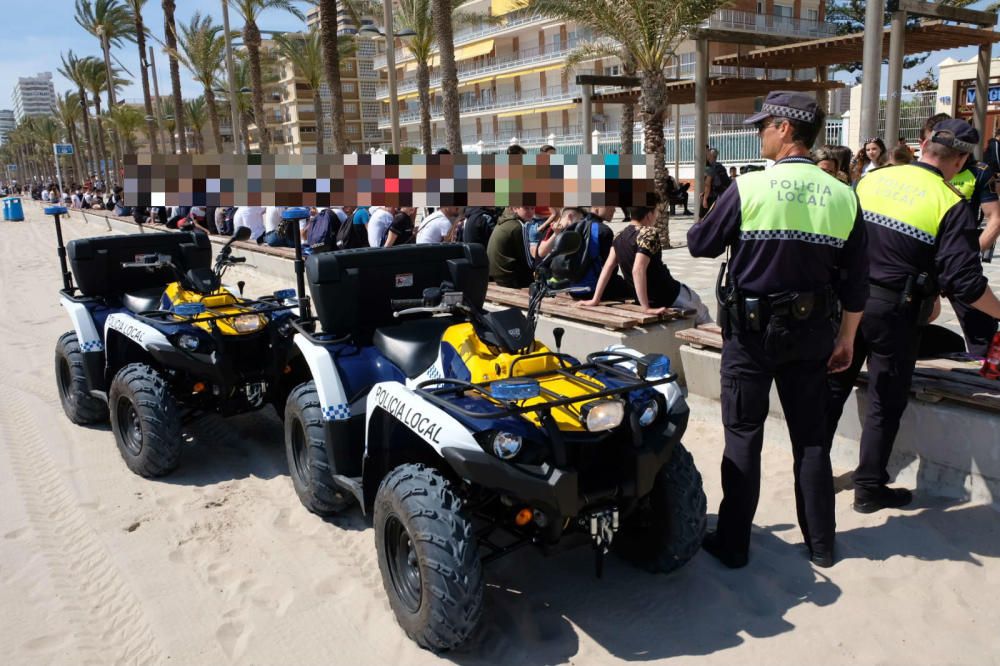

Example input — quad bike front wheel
[55,332,108,425]
[284,381,352,515]
[374,464,483,652]
[615,442,707,574]
[109,363,182,478]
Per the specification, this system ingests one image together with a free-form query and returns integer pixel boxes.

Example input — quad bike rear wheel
[109,363,182,477]
[374,464,483,652]
[284,382,352,515]
[55,332,108,424]
[615,442,707,574]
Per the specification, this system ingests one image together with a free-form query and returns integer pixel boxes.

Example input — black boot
[701,531,749,569]
[853,486,913,514]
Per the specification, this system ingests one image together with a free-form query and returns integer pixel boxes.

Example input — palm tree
[215,52,256,153]
[431,0,461,153]
[231,0,306,153]
[276,27,351,154]
[175,12,227,152]
[529,0,727,246]
[162,0,187,153]
[75,0,135,171]
[184,97,208,153]
[394,0,486,155]
[125,0,159,153]
[318,0,348,153]
[79,56,117,181]
[108,104,145,153]
[59,51,99,177]
[56,92,87,181]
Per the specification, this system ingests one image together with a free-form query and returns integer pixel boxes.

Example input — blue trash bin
[2,198,9,221]
[8,197,24,221]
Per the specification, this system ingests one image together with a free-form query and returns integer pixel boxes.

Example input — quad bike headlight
[176,333,200,351]
[231,314,264,333]
[581,399,625,432]
[638,398,660,427]
[491,432,523,460]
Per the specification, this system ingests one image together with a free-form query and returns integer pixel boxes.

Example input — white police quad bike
[276,207,706,652]
[46,206,300,477]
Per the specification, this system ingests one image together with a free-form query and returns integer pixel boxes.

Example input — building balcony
[374,8,551,69]
[377,33,591,99]
[381,84,589,128]
[699,8,837,39]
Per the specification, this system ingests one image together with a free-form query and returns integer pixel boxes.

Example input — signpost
[53,143,73,199]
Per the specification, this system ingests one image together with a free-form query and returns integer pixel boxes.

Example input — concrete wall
[681,344,1000,507]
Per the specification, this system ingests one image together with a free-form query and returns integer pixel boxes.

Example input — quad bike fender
[361,381,478,511]
[292,334,349,420]
[102,313,173,382]
[60,296,106,394]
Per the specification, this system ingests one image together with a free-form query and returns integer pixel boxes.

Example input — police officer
[688,91,869,568]
[827,119,1000,513]
[920,114,1000,356]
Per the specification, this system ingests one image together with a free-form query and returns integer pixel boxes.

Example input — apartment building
[375,0,832,152]
[273,5,383,154]
[12,72,56,123]
[0,109,15,146]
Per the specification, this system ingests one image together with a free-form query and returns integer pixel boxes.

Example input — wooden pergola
[712,22,1000,70]
[580,78,847,107]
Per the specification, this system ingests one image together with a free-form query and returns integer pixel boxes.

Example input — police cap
[745,91,820,126]
[930,118,979,154]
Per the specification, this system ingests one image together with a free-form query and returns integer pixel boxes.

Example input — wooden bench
[676,324,1000,413]
[486,284,692,331]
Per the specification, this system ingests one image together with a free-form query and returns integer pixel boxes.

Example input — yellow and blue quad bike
[46,207,299,477]
[278,208,707,652]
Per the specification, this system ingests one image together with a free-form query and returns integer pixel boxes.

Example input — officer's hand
[827,337,854,374]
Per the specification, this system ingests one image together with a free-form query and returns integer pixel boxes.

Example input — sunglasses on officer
[755,118,787,134]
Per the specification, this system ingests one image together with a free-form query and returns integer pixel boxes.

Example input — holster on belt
[870,273,936,325]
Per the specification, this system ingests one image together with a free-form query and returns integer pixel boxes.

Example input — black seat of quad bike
[122,287,165,314]
[306,243,488,345]
[373,317,456,379]
[66,231,211,299]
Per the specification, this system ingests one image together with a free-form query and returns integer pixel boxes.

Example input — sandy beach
[1,204,998,665]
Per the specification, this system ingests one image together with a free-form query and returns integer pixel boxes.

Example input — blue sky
[2,0,998,111]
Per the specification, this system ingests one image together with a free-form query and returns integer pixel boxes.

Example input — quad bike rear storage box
[67,232,211,297]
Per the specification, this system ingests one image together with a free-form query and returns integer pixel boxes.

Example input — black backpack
[462,207,501,247]
[711,163,732,195]
[549,219,602,290]
[306,208,339,252]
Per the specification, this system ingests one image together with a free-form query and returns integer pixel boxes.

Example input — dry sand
[1,203,999,665]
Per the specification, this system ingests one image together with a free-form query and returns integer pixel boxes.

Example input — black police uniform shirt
[687,156,869,313]
[861,162,988,305]
[951,157,998,221]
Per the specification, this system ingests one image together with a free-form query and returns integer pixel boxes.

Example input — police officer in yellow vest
[689,91,869,568]
[922,114,1000,357]
[827,119,1000,513]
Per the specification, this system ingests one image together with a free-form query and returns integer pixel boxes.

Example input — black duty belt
[722,288,837,333]
[868,280,936,324]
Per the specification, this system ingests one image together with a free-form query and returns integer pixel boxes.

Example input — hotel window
[806,8,819,21]
[344,102,358,114]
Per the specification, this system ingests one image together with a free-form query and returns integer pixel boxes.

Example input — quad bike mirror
[233,226,252,242]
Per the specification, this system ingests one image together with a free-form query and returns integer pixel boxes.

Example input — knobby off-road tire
[284,382,351,515]
[374,464,483,652]
[55,332,108,424]
[616,442,707,574]
[108,363,182,478]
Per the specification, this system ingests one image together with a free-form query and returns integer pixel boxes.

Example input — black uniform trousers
[717,326,836,558]
[826,296,922,496]
[949,295,997,357]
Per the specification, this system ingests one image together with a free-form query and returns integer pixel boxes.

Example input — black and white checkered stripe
[740,229,845,248]
[863,210,935,245]
[762,103,816,123]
